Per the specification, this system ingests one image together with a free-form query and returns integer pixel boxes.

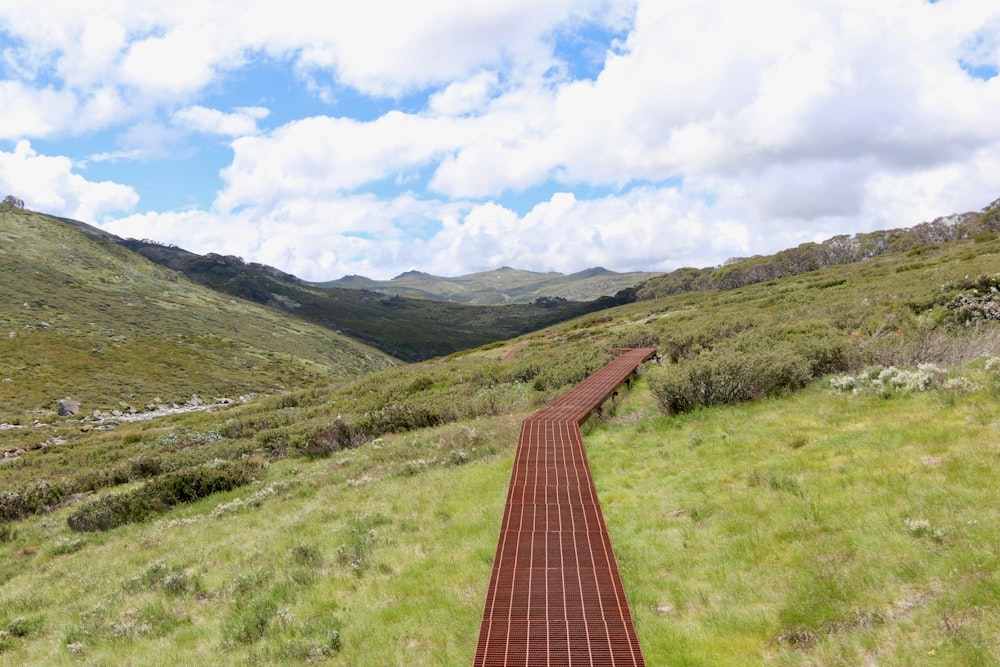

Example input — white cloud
[5,0,1000,284]
[215,112,486,211]
[429,71,499,116]
[0,82,79,139]
[0,141,138,220]
[55,15,128,88]
[173,105,270,137]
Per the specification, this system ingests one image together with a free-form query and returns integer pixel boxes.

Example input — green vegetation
[2,200,1000,664]
[588,368,1000,666]
[66,459,265,532]
[636,196,1000,299]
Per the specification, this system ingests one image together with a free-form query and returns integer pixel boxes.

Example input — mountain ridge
[313,265,659,304]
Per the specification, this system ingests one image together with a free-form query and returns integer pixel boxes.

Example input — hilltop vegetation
[1,198,1000,664]
[638,197,1000,298]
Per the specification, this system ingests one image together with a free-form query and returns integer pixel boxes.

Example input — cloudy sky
[2,1,999,280]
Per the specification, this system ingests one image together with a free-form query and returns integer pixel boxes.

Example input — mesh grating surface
[473,348,656,666]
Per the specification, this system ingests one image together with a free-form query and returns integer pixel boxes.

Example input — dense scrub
[66,459,265,532]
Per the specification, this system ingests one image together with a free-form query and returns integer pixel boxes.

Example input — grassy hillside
[0,205,394,421]
[315,266,660,304]
[2,206,999,665]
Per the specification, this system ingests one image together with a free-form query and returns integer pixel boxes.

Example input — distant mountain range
[313,266,661,304]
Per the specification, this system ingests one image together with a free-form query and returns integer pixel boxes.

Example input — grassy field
[1,368,998,665]
[589,373,1000,666]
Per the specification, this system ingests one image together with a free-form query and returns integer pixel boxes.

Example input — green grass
[1,372,999,665]
[586,377,1000,666]
[0,414,523,665]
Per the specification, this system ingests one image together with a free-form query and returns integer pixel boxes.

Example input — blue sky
[1,1,999,280]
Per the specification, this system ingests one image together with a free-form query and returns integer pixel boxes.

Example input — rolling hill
[1,196,999,665]
[116,241,634,362]
[0,205,394,419]
[314,265,661,304]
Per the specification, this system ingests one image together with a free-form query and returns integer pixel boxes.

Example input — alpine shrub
[648,349,812,414]
[67,459,265,532]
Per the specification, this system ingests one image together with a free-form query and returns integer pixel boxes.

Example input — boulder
[58,398,80,416]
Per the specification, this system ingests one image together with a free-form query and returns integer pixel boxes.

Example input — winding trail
[474,348,656,666]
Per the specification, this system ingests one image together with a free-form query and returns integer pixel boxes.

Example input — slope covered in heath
[0,205,394,419]
[1,199,1000,665]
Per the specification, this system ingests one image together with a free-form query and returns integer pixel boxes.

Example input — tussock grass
[0,414,522,665]
[588,377,1000,666]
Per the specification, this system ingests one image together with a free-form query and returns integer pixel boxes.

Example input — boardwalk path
[473,348,657,666]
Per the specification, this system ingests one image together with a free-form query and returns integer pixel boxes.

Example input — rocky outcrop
[58,398,80,416]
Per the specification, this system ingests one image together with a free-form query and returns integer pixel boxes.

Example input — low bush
[829,363,949,396]
[945,275,1000,326]
[530,347,603,392]
[67,459,265,532]
[610,325,661,349]
[648,348,812,414]
[0,522,15,543]
[0,479,73,522]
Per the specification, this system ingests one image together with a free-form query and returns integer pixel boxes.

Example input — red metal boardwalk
[474,348,657,667]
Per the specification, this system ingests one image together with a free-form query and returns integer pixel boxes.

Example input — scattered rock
[58,398,81,416]
[186,395,204,407]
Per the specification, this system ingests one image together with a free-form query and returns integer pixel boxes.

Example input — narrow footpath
[473,347,656,666]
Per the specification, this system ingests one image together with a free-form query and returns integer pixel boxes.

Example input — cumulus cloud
[0,141,138,220]
[0,82,80,139]
[4,0,1000,283]
[428,71,500,116]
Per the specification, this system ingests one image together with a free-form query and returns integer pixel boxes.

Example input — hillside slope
[0,205,394,418]
[120,241,635,362]
[2,201,1000,665]
[637,197,1000,300]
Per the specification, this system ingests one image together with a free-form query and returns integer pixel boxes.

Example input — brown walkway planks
[474,347,656,667]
